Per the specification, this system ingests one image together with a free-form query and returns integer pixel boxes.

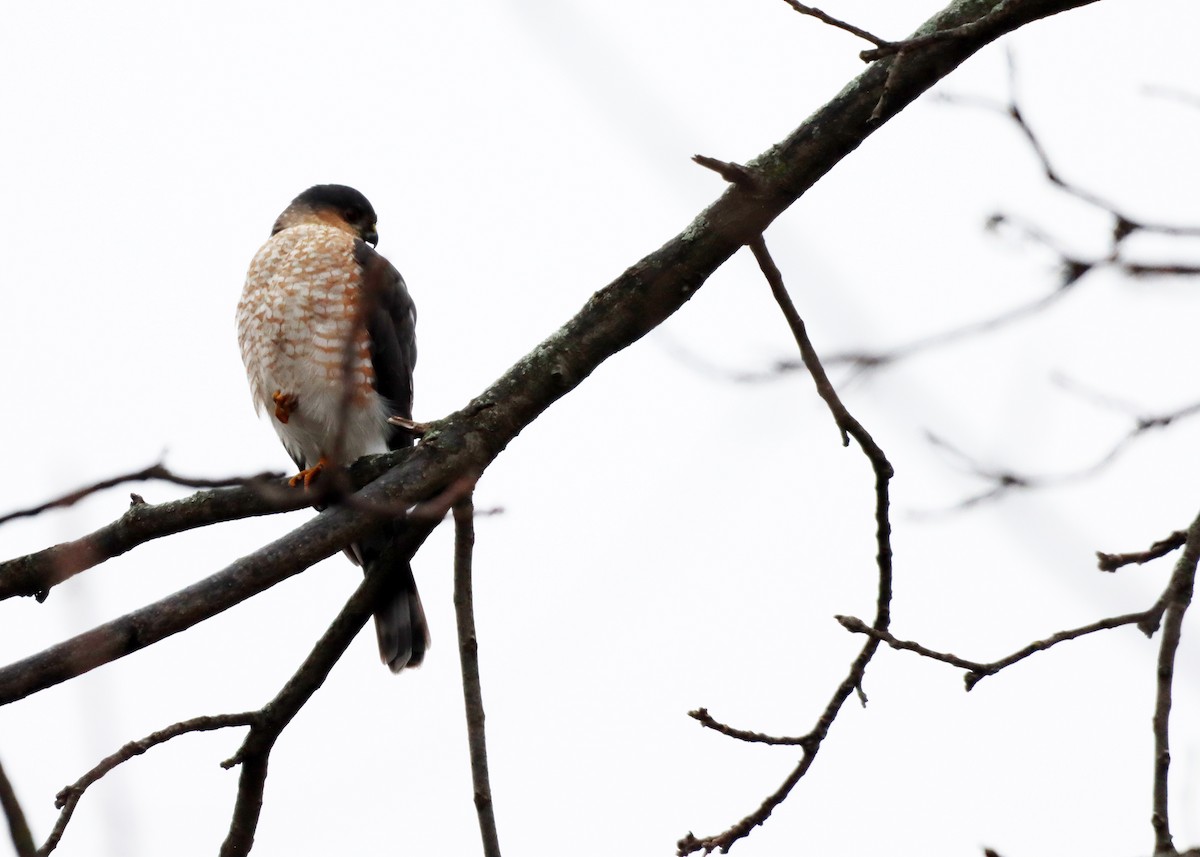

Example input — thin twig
[834,616,984,671]
[1097,530,1188,573]
[777,0,1008,64]
[919,392,1200,513]
[943,63,1200,244]
[0,463,284,528]
[776,0,888,46]
[666,277,1076,385]
[828,280,1073,375]
[1124,261,1200,277]
[836,609,1166,691]
[453,495,502,857]
[858,21,982,62]
[687,709,809,747]
[686,75,1199,391]
[692,155,762,191]
[38,714,257,856]
[678,237,894,855]
[750,238,845,446]
[0,756,34,857]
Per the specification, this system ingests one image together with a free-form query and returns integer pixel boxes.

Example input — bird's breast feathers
[236,223,390,467]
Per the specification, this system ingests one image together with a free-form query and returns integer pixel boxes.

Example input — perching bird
[236,184,427,671]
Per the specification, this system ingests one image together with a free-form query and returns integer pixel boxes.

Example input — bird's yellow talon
[288,456,327,489]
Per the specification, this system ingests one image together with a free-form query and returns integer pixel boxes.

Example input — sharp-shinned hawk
[236,184,427,672]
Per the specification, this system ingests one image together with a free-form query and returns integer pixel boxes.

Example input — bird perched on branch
[236,184,427,671]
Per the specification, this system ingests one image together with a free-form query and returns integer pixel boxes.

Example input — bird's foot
[387,415,429,437]
[288,456,328,489]
[273,391,300,424]
[272,390,299,424]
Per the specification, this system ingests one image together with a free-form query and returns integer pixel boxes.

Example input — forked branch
[678,237,894,855]
[838,519,1200,856]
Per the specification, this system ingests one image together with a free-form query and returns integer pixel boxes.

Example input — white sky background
[2,1,1199,855]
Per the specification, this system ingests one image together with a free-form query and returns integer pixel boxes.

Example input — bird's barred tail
[360,534,429,672]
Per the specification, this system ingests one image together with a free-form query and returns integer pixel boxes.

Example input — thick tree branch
[0,467,444,706]
[0,450,409,602]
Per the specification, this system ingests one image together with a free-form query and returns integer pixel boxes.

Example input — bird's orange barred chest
[236,223,388,466]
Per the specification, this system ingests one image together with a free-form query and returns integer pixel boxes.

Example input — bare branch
[692,155,762,192]
[0,449,410,603]
[1097,530,1188,573]
[921,391,1200,512]
[217,580,379,855]
[776,0,1034,68]
[679,237,894,855]
[38,714,256,856]
[1123,261,1200,278]
[671,277,1075,385]
[776,0,889,47]
[858,18,986,62]
[453,495,502,857]
[834,615,984,671]
[750,237,847,447]
[944,62,1200,251]
[687,709,808,747]
[386,415,430,437]
[0,463,284,529]
[218,476,476,857]
[836,610,1165,691]
[0,756,34,857]
[684,71,1200,394]
[0,460,444,706]
[1150,509,1200,854]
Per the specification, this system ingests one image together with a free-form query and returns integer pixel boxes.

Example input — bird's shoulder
[353,241,413,311]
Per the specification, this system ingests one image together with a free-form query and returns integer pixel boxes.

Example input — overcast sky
[2,2,1199,856]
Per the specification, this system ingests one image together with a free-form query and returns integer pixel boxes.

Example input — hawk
[236,184,427,671]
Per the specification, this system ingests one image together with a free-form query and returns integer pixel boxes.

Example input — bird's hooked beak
[363,225,379,247]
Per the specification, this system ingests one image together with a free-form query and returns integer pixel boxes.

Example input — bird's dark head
[273,184,379,246]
